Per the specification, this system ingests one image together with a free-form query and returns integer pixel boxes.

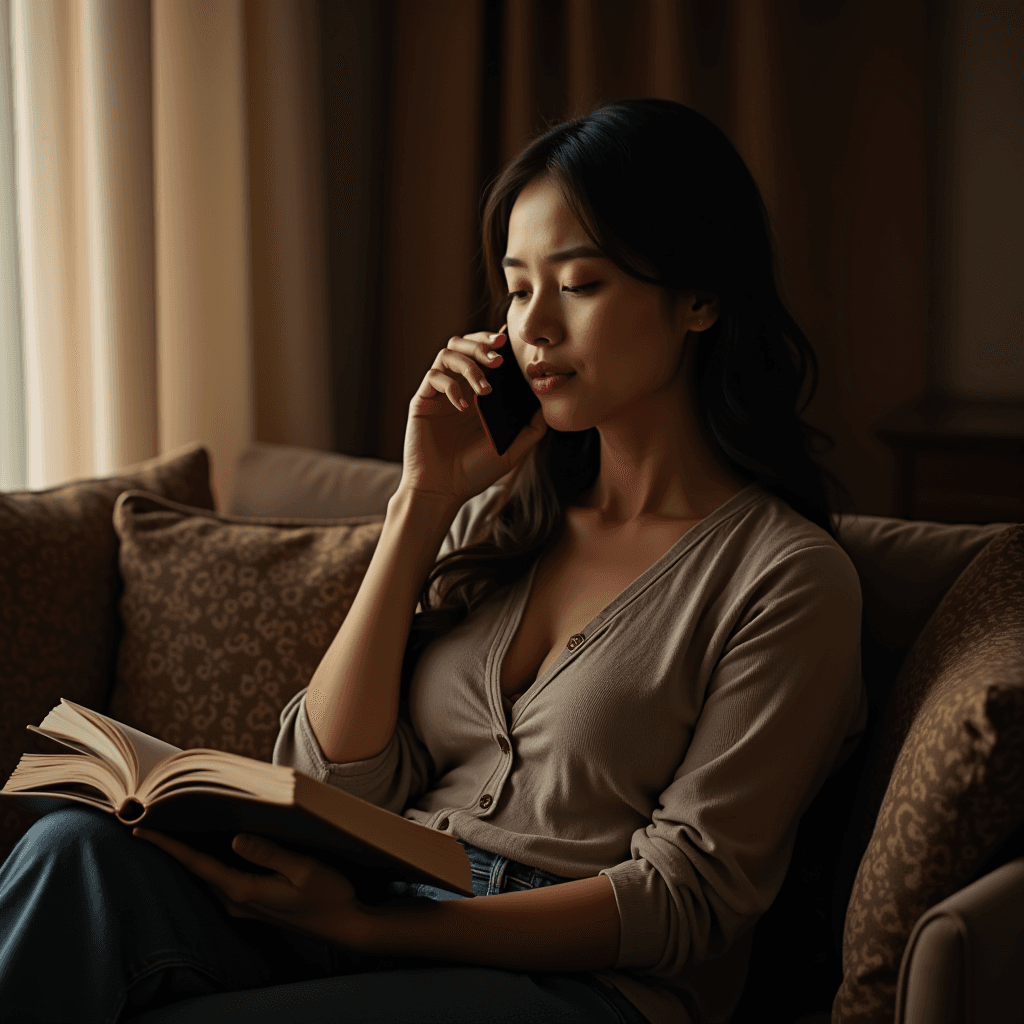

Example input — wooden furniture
[877,396,1024,523]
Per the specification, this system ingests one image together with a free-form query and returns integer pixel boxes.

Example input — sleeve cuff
[272,687,428,813]
[599,857,674,970]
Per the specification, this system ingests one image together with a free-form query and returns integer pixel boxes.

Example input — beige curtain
[11,0,330,505]
[0,0,23,490]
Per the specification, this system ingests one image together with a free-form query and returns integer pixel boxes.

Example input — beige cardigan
[274,481,868,1024]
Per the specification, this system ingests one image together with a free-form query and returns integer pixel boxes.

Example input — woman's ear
[673,290,719,335]
[690,292,719,326]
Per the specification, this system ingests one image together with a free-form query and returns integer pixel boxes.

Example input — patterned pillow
[0,445,215,861]
[109,491,384,763]
[833,524,1024,1023]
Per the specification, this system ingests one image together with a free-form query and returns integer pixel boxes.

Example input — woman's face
[502,174,713,435]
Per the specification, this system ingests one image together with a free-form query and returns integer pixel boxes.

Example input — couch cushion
[832,524,1024,1024]
[0,445,215,862]
[833,514,1012,714]
[109,491,384,763]
[227,441,402,519]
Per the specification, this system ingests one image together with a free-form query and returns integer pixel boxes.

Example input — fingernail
[486,352,497,360]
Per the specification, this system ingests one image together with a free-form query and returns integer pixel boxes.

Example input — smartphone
[475,335,541,456]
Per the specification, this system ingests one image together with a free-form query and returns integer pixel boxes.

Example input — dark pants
[0,806,649,1024]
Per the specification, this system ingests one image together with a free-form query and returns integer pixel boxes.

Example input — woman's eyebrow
[501,245,604,268]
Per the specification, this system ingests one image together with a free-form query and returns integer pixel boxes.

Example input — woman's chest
[499,515,697,702]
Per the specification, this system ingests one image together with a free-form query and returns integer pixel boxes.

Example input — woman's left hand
[133,828,372,950]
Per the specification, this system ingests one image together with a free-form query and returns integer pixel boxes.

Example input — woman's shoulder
[726,483,860,589]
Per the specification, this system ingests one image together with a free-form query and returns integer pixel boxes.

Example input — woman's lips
[530,372,576,394]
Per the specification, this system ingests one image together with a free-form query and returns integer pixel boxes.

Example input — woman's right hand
[398,329,548,507]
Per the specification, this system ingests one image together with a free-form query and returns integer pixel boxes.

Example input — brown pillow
[109,491,384,763]
[0,445,215,861]
[833,524,1024,1024]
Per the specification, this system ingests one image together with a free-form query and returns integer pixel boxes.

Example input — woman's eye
[506,281,600,299]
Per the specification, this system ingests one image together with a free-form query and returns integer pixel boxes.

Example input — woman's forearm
[357,873,621,972]
[304,487,460,763]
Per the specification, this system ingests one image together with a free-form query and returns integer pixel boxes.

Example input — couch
[1,440,1022,1024]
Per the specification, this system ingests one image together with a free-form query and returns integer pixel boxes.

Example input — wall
[932,0,1024,399]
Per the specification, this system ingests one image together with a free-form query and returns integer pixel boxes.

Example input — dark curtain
[319,0,934,518]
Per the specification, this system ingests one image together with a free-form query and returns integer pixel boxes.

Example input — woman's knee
[4,805,127,873]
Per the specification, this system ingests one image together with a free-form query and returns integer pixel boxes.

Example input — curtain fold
[243,0,330,453]
[0,0,24,489]
[12,0,86,488]
[152,0,252,508]
[377,0,484,463]
[81,0,156,475]
[316,0,391,460]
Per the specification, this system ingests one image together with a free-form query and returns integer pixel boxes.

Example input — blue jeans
[0,807,650,1024]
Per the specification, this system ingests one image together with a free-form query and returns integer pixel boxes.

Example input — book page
[140,749,288,805]
[93,714,181,786]
[4,753,124,807]
[32,702,133,789]
[32,701,181,794]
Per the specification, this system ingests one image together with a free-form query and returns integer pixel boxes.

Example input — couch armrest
[896,856,1024,1024]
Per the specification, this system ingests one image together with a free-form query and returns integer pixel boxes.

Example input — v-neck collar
[493,481,766,722]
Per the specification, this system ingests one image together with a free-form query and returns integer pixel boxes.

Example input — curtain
[7,0,330,505]
[7,1,1016,515]
[327,0,938,518]
[0,0,23,490]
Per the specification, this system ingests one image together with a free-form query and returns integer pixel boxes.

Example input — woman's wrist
[342,875,621,971]
[387,483,464,523]
[352,899,440,958]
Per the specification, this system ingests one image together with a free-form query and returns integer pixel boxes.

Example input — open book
[2,699,472,897]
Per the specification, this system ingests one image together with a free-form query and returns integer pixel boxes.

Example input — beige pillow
[833,524,1024,1024]
[109,491,384,763]
[227,441,403,519]
[0,445,215,861]
[834,514,1012,656]
[834,514,1013,709]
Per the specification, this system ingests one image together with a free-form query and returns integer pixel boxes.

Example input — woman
[0,99,867,1024]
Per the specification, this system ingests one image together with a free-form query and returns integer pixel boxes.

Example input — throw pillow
[834,514,1012,713]
[0,445,215,861]
[227,441,403,519]
[225,440,519,521]
[109,491,384,763]
[832,524,1024,1024]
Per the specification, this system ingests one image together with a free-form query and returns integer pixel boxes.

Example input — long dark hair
[400,98,854,702]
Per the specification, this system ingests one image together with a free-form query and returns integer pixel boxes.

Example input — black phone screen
[475,344,541,456]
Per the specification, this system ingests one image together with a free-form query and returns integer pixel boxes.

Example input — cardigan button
[496,735,510,754]
[478,794,493,809]
[438,817,449,830]
[567,632,585,650]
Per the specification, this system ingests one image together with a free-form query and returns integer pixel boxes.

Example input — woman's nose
[517,296,564,348]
